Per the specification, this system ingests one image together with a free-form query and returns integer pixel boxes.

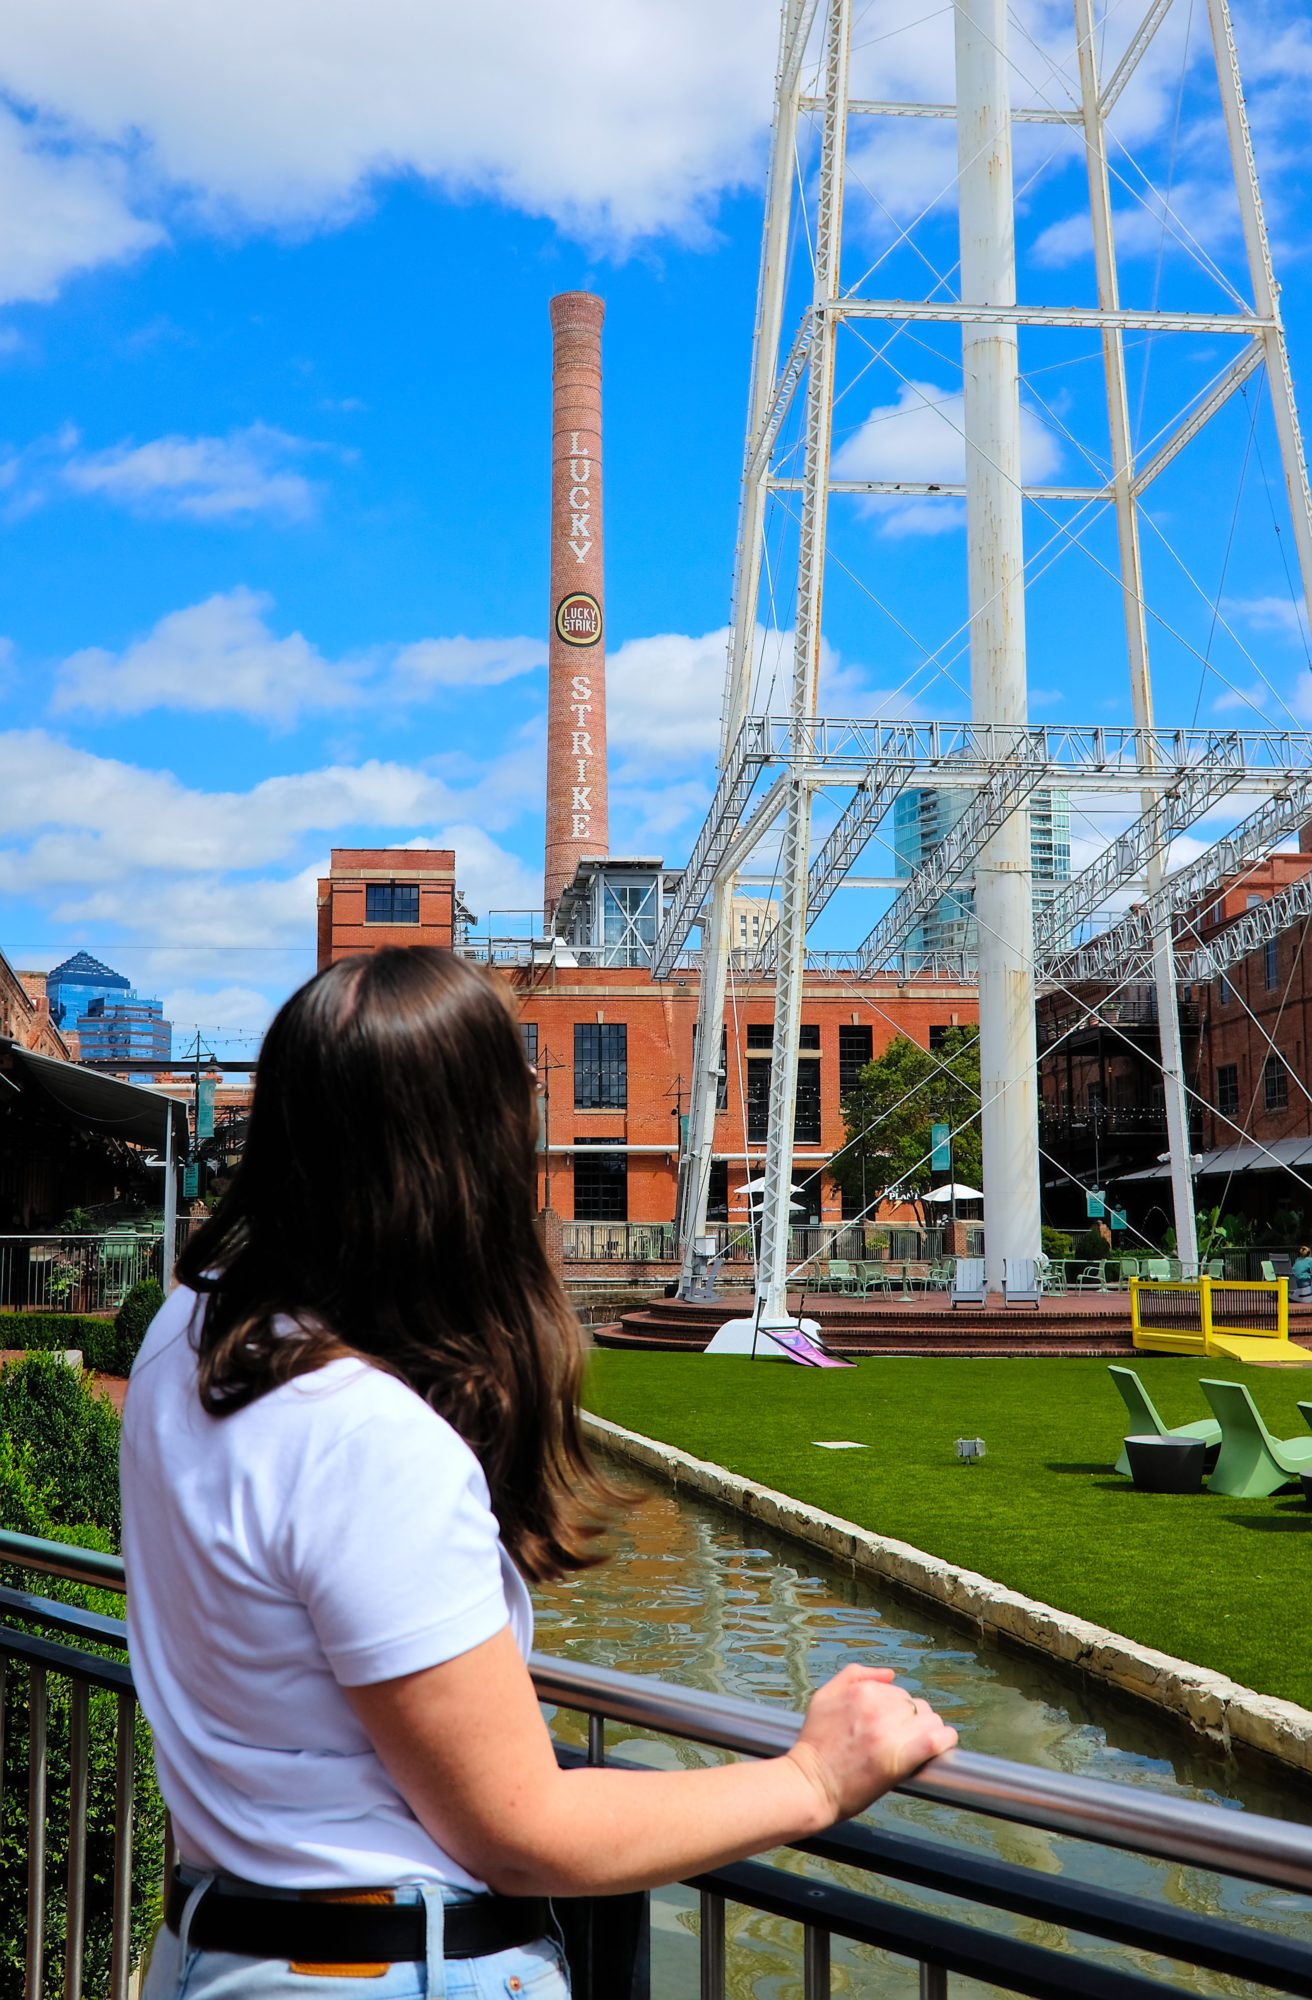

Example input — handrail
[5,1529,1312,1897]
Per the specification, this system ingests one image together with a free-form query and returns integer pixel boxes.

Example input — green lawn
[583,1351,1312,1709]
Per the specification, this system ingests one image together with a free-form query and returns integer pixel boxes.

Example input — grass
[583,1350,1312,1710]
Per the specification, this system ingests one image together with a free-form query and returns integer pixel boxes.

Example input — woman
[122,948,956,2000]
[1292,1243,1312,1303]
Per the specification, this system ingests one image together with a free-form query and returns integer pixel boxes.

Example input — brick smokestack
[544,291,608,921]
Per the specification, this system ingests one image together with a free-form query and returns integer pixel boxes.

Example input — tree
[830,1029,981,1217]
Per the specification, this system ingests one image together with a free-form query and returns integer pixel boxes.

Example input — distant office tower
[46,950,131,1033]
[893,789,1070,956]
[544,291,609,922]
[75,992,172,1066]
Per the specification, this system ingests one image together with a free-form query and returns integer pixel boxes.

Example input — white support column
[1074,0,1197,1272]
[1205,0,1312,637]
[954,0,1042,1293]
[679,0,810,1295]
[161,1107,178,1295]
[758,0,851,1325]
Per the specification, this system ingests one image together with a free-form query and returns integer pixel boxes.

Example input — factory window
[518,1022,538,1069]
[1216,1064,1239,1117]
[746,1060,771,1143]
[1264,937,1279,990]
[745,1023,773,1050]
[706,1159,728,1222]
[574,1023,627,1109]
[838,1025,873,1093]
[1264,1054,1289,1112]
[572,1143,627,1221]
[794,1058,821,1146]
[1218,972,1232,1007]
[364,882,420,925]
[798,1024,820,1051]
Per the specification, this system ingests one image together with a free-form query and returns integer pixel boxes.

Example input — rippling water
[533,1472,1312,1999]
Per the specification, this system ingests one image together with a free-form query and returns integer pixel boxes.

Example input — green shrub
[112,1280,164,1375]
[1073,1227,1112,1262]
[1041,1226,1073,1260]
[0,1355,121,1540]
[0,1313,120,1374]
[0,1434,163,1997]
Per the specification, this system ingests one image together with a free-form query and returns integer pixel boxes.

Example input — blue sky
[1,0,1311,1053]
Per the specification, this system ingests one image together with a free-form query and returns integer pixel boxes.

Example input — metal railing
[5,1529,1312,1999]
[0,1234,165,1316]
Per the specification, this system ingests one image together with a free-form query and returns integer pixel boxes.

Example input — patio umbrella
[734,1177,807,1210]
[922,1182,983,1203]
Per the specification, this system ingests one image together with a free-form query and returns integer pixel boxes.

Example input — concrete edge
[582,1411,1312,1780]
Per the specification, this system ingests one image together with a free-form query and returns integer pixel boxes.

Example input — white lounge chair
[1003,1256,1042,1308]
[951,1257,986,1308]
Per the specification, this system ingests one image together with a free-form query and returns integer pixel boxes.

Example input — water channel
[533,1469,1312,2000]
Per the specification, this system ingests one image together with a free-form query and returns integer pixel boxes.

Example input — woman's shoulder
[280,1353,479,1462]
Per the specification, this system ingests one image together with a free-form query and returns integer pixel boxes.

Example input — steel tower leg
[679,0,810,1296]
[1073,0,1198,1272]
[1206,0,1312,634]
[954,0,1042,1293]
[758,0,851,1325]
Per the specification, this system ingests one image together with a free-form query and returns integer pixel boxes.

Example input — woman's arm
[345,1627,956,1898]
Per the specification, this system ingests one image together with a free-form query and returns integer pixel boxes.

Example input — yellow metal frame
[1130,1275,1289,1354]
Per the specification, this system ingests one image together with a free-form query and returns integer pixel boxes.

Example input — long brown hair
[177,947,615,1581]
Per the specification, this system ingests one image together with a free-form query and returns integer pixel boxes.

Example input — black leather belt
[165,1875,550,1962]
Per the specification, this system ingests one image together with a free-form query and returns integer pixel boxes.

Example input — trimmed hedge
[1,1278,165,1377]
[0,1313,120,1372]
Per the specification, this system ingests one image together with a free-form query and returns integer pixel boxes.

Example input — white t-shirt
[120,1284,533,1890]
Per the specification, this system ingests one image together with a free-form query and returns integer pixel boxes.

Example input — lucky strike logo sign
[556,591,602,647]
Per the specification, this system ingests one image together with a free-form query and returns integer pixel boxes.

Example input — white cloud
[158,981,277,1037]
[61,424,320,521]
[832,379,1063,534]
[0,0,775,263]
[0,105,162,305]
[392,636,545,690]
[51,588,365,725]
[1224,595,1310,643]
[607,627,730,762]
[47,588,550,726]
[422,823,540,919]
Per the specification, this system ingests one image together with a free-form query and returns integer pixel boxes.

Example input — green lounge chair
[1108,1366,1221,1478]
[1199,1378,1312,1497]
[827,1259,859,1295]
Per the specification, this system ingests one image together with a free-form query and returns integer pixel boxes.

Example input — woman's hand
[784,1664,958,1824]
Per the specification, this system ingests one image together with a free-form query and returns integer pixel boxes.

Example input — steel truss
[1044,774,1312,986]
[676,0,1312,1301]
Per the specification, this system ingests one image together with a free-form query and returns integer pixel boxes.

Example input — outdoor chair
[1298,1400,1312,1433]
[1199,1378,1312,1498]
[925,1259,953,1291]
[859,1261,894,1295]
[1142,1258,1172,1282]
[1206,1259,1225,1280]
[1108,1366,1222,1478]
[950,1257,986,1308]
[827,1259,858,1295]
[1118,1258,1140,1282]
[1037,1258,1068,1297]
[1073,1261,1108,1292]
[1261,1259,1277,1284]
[1003,1256,1042,1307]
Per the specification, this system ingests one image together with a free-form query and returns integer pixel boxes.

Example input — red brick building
[507,956,976,1230]
[0,953,71,1062]
[1193,839,1312,1156]
[318,847,977,1229]
[316,848,471,970]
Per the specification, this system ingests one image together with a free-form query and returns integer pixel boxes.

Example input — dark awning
[8,1044,189,1153]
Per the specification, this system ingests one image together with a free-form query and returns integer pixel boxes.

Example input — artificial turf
[582,1350,1312,1710]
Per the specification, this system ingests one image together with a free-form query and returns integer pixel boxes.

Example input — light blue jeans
[142,1874,571,2000]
